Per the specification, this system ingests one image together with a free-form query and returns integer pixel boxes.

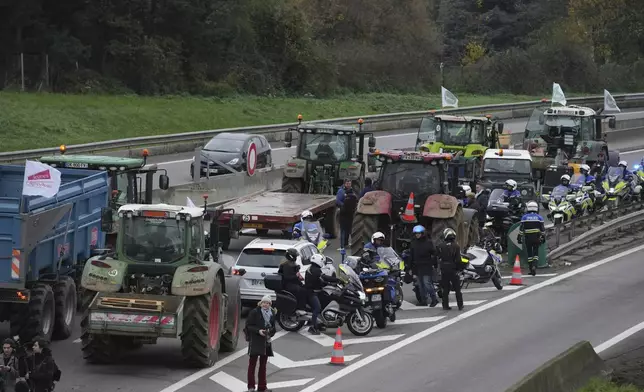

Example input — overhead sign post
[247,142,257,176]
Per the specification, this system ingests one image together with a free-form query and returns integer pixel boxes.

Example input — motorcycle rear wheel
[491,269,503,290]
[277,311,305,332]
[374,308,388,329]
[346,311,374,336]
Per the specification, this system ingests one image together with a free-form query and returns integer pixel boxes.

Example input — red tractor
[350,150,479,256]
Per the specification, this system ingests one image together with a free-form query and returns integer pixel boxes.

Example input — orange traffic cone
[329,328,346,366]
[401,192,416,222]
[509,255,523,286]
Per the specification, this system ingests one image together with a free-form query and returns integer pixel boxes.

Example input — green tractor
[79,200,244,367]
[282,116,377,195]
[39,146,170,247]
[415,113,505,157]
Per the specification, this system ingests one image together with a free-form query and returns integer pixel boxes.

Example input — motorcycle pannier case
[264,275,283,291]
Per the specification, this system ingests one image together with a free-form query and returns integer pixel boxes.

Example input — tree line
[1,0,642,96]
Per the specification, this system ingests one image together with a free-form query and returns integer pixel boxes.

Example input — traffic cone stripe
[329,327,346,365]
[401,192,416,222]
[509,255,523,286]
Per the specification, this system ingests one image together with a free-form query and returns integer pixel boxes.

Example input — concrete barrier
[152,165,284,205]
[505,341,609,392]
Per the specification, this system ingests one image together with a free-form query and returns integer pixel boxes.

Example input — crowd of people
[0,337,60,392]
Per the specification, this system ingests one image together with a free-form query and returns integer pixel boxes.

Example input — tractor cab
[416,113,504,157]
[282,116,376,194]
[523,105,617,182]
[41,147,170,246]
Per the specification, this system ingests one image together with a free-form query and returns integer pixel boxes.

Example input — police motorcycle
[346,247,404,328]
[458,230,504,290]
[293,217,331,253]
[568,174,594,216]
[541,184,576,224]
[264,262,374,336]
[633,159,644,183]
[484,188,525,252]
[602,166,642,208]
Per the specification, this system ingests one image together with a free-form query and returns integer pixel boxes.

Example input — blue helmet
[412,225,425,234]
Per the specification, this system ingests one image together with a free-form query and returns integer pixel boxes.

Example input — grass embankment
[0,92,546,152]
[578,378,644,392]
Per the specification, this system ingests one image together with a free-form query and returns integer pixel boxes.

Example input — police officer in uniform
[436,228,465,311]
[518,201,545,276]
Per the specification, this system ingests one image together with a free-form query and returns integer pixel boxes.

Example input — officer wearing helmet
[436,228,465,311]
[618,160,634,181]
[502,179,521,201]
[560,174,572,189]
[409,225,438,307]
[364,231,386,250]
[292,210,315,239]
[578,164,596,186]
[304,254,340,335]
[278,248,307,311]
[518,201,545,276]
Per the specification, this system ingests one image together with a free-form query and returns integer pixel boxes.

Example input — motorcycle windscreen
[302,221,323,244]
[606,167,624,184]
[339,264,365,292]
[376,247,403,269]
[486,189,507,208]
[551,185,569,200]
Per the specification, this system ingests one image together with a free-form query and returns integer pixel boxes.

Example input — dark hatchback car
[190,132,272,179]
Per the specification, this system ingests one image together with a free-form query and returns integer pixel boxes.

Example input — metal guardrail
[547,201,644,259]
[3,93,644,162]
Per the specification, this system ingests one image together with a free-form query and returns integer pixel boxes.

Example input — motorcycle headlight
[609,188,615,193]
[358,291,366,300]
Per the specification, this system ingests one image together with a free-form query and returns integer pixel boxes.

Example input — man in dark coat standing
[246,295,276,392]
[339,187,358,250]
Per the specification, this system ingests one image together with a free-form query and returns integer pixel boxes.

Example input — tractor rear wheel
[181,278,224,368]
[282,178,303,193]
[431,207,466,247]
[467,215,480,248]
[81,289,121,363]
[53,276,77,340]
[350,213,379,255]
[221,278,241,352]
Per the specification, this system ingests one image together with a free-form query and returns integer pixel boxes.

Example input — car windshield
[204,138,245,153]
[298,132,351,162]
[301,220,324,245]
[607,167,624,182]
[483,158,531,175]
[236,248,286,268]
[376,247,403,269]
[551,185,569,199]
[379,162,441,199]
[123,217,186,263]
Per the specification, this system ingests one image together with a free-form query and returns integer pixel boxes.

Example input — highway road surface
[145,110,644,189]
[38,233,644,392]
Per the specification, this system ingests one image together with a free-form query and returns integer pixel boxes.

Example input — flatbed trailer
[216,191,338,249]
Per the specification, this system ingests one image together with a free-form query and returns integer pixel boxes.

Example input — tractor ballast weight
[350,150,478,256]
[282,116,376,195]
[416,113,505,157]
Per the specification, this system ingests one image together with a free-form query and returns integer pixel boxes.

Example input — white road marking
[400,300,486,310]
[158,330,288,392]
[594,319,644,354]
[298,243,644,392]
[210,371,313,391]
[298,329,405,346]
[394,316,447,325]
[269,352,361,368]
[461,286,521,293]
[501,273,558,279]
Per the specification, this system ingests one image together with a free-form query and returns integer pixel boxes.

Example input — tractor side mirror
[608,118,616,129]
[538,114,545,125]
[100,207,114,232]
[497,121,504,134]
[368,135,376,148]
[158,174,169,190]
[284,131,293,148]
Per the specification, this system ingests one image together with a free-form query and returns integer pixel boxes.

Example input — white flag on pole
[186,197,197,208]
[22,160,62,198]
[603,89,621,113]
[551,82,567,106]
[441,86,459,108]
